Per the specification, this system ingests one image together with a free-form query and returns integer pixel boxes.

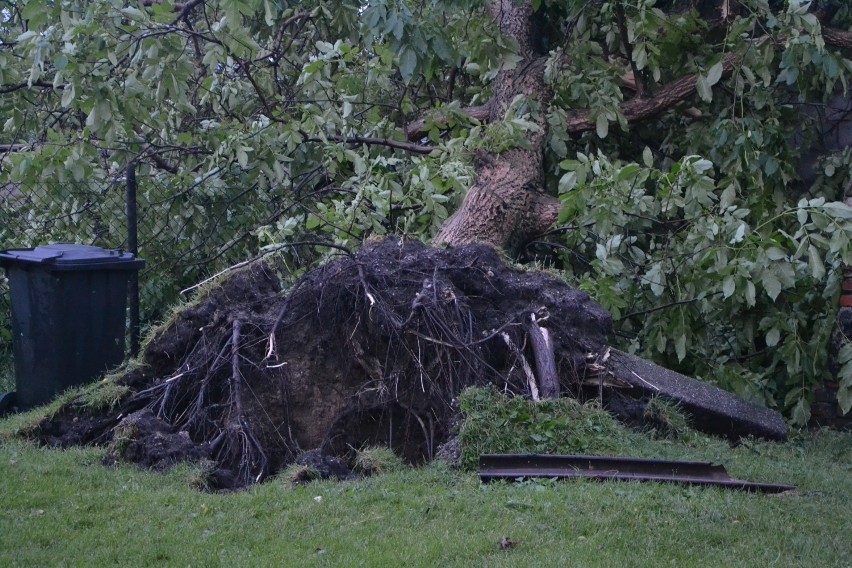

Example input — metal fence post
[126,161,140,357]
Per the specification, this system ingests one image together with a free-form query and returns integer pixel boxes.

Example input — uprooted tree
[3,0,852,484]
[38,240,614,488]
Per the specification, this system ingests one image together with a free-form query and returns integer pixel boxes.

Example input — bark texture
[434,0,559,253]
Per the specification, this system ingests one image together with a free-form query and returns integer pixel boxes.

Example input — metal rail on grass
[479,454,795,493]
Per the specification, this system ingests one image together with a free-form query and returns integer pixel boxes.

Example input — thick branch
[312,134,435,155]
[0,144,28,152]
[823,26,852,50]
[435,23,852,142]
[565,52,739,133]
[271,12,313,57]
[144,146,180,174]
[0,81,54,94]
[565,22,852,134]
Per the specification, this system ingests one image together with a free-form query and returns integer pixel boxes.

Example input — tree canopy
[2,0,852,423]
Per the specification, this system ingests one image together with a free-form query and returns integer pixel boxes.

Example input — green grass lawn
[1,409,850,567]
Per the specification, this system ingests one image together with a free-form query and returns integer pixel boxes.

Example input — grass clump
[458,386,633,470]
[643,396,692,440]
[77,380,131,413]
[0,350,13,394]
[280,463,322,485]
[353,446,405,476]
[172,460,220,492]
[106,414,144,459]
[0,357,139,440]
[0,385,92,441]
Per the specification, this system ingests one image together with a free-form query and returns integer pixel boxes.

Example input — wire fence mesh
[0,171,282,364]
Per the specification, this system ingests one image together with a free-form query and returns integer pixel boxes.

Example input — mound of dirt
[35,239,612,489]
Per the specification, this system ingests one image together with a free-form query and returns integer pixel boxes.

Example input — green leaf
[121,7,146,20]
[765,328,780,347]
[642,146,653,168]
[719,185,736,210]
[807,245,825,280]
[61,84,75,108]
[16,31,36,43]
[675,334,686,362]
[617,164,641,181]
[696,75,712,102]
[644,263,665,297]
[791,398,810,426]
[765,247,786,261]
[722,276,736,299]
[649,329,664,353]
[431,35,454,64]
[820,202,852,219]
[595,113,609,139]
[399,48,417,83]
[706,61,724,86]
[838,386,852,417]
[264,0,275,26]
[558,172,578,193]
[730,223,746,244]
[762,273,782,301]
[745,281,756,307]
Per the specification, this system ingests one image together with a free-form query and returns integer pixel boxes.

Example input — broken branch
[502,332,539,401]
[527,314,559,399]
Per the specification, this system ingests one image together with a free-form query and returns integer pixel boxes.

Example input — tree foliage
[2,0,852,422]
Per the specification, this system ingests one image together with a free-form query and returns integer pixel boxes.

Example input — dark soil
[34,239,612,489]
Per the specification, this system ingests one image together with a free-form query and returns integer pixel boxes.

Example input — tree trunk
[434,0,559,253]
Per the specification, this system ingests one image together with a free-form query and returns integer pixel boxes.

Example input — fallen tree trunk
[605,349,788,441]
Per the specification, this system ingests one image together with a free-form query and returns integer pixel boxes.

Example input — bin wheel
[0,391,17,416]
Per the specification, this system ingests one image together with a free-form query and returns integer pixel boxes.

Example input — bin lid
[0,244,145,271]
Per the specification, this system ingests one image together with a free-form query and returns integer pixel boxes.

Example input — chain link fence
[0,170,283,366]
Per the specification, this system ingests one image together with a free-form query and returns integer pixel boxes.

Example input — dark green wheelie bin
[0,244,144,411]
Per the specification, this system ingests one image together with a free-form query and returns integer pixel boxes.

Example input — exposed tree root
[35,239,612,489]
